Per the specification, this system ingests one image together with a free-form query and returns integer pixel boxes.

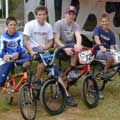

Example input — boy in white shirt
[23,6,54,81]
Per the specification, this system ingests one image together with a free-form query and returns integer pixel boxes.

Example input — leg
[58,77,77,106]
[70,53,78,66]
[104,58,114,72]
[34,63,45,80]
[19,53,31,69]
[68,53,78,79]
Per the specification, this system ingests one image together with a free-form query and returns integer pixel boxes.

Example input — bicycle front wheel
[40,79,66,115]
[93,62,106,91]
[81,76,99,108]
[18,83,37,120]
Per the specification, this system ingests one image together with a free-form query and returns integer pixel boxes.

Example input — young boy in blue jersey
[0,16,30,86]
[93,13,116,99]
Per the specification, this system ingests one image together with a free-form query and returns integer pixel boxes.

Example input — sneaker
[99,91,104,100]
[68,70,78,79]
[66,96,77,107]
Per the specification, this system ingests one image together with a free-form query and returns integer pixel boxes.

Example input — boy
[0,16,30,86]
[93,13,116,99]
[54,6,83,106]
[23,5,53,81]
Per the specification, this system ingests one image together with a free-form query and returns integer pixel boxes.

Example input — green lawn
[0,59,120,120]
[0,74,120,120]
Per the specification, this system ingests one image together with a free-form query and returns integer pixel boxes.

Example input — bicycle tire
[40,79,66,115]
[93,61,106,91]
[18,83,37,120]
[81,76,99,108]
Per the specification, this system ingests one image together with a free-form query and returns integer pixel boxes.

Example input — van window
[83,14,97,31]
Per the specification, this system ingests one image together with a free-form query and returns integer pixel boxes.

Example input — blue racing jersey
[0,31,25,58]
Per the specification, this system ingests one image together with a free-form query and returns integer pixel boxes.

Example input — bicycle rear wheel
[18,83,37,120]
[40,79,66,115]
[81,76,99,108]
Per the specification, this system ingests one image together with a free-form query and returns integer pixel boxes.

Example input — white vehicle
[24,0,120,48]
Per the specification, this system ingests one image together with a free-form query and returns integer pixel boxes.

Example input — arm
[44,39,54,50]
[94,35,106,52]
[0,38,10,61]
[74,31,82,51]
[54,21,65,48]
[23,22,35,56]
[24,35,34,56]
[54,33,65,48]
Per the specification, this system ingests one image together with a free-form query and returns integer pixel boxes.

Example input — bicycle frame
[60,47,93,85]
[95,61,120,80]
[1,58,31,93]
[61,64,90,84]
[2,72,27,93]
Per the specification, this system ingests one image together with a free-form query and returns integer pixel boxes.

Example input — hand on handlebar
[74,44,82,52]
[29,51,37,60]
[100,46,106,53]
[3,53,20,62]
[3,54,10,62]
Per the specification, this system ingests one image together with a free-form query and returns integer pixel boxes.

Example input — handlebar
[31,44,105,66]
[34,49,59,66]
[15,58,32,64]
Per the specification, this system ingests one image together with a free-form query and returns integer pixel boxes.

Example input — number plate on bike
[78,50,92,64]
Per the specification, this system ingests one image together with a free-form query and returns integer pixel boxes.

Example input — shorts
[56,49,70,61]
[96,50,113,61]
[56,43,75,61]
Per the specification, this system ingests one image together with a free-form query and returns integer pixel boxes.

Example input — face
[65,11,76,23]
[36,10,47,25]
[100,17,110,30]
[7,20,17,35]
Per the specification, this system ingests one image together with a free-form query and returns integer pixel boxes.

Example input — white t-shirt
[23,19,53,48]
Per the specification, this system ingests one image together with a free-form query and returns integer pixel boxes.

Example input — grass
[34,75,120,120]
[1,61,120,120]
[0,101,9,111]
[1,75,120,120]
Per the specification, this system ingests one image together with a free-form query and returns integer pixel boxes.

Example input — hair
[34,5,48,15]
[6,16,17,25]
[100,13,110,21]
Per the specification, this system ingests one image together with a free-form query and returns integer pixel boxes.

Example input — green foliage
[9,0,23,16]
[0,0,23,18]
